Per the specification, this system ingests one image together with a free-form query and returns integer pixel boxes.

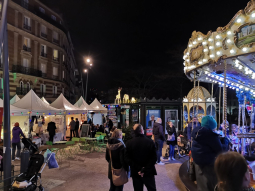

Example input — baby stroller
[12,139,54,191]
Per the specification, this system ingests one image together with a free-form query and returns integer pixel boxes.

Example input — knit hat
[156,118,162,124]
[14,122,19,127]
[201,115,217,130]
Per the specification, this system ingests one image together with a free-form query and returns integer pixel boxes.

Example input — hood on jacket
[154,122,161,127]
[192,126,218,141]
[13,126,21,131]
[107,138,123,151]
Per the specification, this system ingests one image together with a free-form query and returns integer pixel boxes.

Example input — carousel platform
[179,160,197,191]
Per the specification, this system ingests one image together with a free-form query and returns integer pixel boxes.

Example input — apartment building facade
[0,0,81,103]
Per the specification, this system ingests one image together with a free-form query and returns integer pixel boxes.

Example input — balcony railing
[52,75,58,80]
[53,38,59,44]
[23,24,31,31]
[41,32,47,38]
[12,65,42,77]
[23,45,31,52]
[63,78,70,85]
[16,87,31,95]
[42,73,47,78]
[40,52,47,57]
[53,57,59,62]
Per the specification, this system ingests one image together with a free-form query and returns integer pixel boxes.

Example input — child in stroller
[12,138,54,191]
[176,130,189,156]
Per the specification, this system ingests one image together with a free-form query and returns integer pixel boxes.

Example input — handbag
[167,134,175,141]
[109,150,128,186]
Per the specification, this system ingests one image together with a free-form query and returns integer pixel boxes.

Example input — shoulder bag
[109,150,128,186]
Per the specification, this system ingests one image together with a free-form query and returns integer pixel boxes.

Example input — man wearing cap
[191,115,222,191]
[125,124,157,191]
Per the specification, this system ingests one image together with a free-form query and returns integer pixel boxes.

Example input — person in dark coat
[106,129,128,191]
[191,115,222,191]
[125,124,157,191]
[75,118,80,138]
[47,121,56,142]
[166,121,177,161]
[187,117,201,141]
[12,122,25,161]
[152,118,165,165]
[108,118,113,132]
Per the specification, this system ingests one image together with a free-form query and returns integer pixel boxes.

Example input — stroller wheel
[38,185,44,191]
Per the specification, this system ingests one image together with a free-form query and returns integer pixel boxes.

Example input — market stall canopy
[41,97,50,105]
[50,93,83,114]
[0,98,29,116]
[74,96,94,111]
[10,95,20,104]
[13,90,62,115]
[90,98,107,112]
[183,0,255,99]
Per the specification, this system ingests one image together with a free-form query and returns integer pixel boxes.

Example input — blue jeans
[156,139,163,163]
[169,144,175,158]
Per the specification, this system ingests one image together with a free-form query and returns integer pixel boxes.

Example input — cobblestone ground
[38,152,187,191]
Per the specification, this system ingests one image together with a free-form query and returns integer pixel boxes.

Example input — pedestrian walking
[12,122,25,161]
[69,117,76,140]
[152,118,165,165]
[75,118,80,138]
[106,129,129,191]
[125,124,157,191]
[166,121,177,160]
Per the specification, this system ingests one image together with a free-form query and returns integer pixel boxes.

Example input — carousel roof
[183,0,255,96]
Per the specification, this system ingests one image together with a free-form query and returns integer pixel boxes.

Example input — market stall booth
[50,93,84,138]
[10,95,20,105]
[12,90,63,145]
[89,98,107,126]
[180,1,255,189]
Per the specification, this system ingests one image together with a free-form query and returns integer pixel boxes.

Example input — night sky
[41,0,249,100]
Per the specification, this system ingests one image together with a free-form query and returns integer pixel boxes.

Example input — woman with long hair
[106,129,128,191]
[215,152,255,191]
[166,121,177,160]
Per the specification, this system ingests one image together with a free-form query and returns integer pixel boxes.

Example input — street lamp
[84,57,92,102]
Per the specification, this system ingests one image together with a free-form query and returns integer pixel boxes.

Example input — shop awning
[50,93,83,114]
[90,98,107,112]
[74,96,94,111]
[10,95,20,105]
[13,90,62,115]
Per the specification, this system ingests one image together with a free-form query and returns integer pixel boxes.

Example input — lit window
[39,7,45,14]
[62,70,65,78]
[51,15,56,21]
[63,55,65,61]
[40,84,46,94]
[23,37,30,47]
[24,16,30,26]
[41,44,46,54]
[53,49,58,58]
[53,67,58,76]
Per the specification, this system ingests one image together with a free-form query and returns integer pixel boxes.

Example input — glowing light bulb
[237,18,242,23]
[216,51,221,55]
[230,49,235,54]
[204,49,208,52]
[252,13,255,18]
[198,37,203,41]
[193,41,197,44]
[216,42,221,46]
[208,38,213,42]
[242,47,248,52]
[239,65,243,70]
[216,35,221,39]
[189,44,192,47]
[227,31,232,35]
[210,54,215,58]
[227,39,231,43]
[198,61,202,64]
[209,46,214,50]
[202,41,207,45]
[183,62,186,66]
[203,59,207,62]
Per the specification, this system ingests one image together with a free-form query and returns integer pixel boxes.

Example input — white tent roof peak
[10,95,20,104]
[90,98,107,111]
[41,97,50,105]
[50,93,82,112]
[13,89,61,115]
[1,98,29,115]
[74,96,94,111]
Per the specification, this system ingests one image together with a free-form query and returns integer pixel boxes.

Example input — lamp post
[84,58,92,102]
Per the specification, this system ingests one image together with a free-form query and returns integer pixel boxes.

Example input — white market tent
[50,93,83,114]
[0,98,29,116]
[90,98,107,112]
[74,96,94,111]
[13,90,62,115]
[41,97,50,105]
[10,95,20,105]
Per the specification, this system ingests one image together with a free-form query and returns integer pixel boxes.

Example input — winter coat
[187,122,201,141]
[69,120,76,130]
[12,126,25,143]
[152,122,165,141]
[105,138,128,180]
[47,122,56,136]
[191,126,222,166]
[75,121,79,130]
[166,125,177,146]
[125,134,157,177]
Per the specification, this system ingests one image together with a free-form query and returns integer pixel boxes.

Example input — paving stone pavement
[40,152,187,191]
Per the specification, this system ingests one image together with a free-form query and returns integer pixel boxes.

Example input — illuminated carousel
[180,0,255,190]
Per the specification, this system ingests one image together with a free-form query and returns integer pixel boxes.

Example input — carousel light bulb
[216,51,221,55]
[183,62,186,66]
[211,75,214,78]
[208,38,213,42]
[203,58,207,62]
[249,70,252,74]
[216,42,221,46]
[209,79,212,81]
[186,59,189,62]
[202,41,207,45]
[245,67,249,71]
[252,13,255,18]
[216,35,221,39]
[251,90,254,92]
[204,49,208,52]
[245,87,249,91]
[236,88,239,91]
[198,37,203,41]
[235,62,239,67]
[237,18,242,23]
[205,71,208,74]
[231,83,234,85]
[239,65,243,70]
[230,49,235,54]
[198,61,203,64]
[210,54,215,58]
[227,31,232,35]
[189,44,192,47]
[240,85,243,89]
[206,77,208,80]
[187,52,189,55]
[193,41,197,44]
[219,82,222,85]
[183,55,186,60]
[209,46,214,50]
[226,85,228,87]
[216,76,219,79]
[227,39,231,44]
[208,74,211,76]
[242,47,248,52]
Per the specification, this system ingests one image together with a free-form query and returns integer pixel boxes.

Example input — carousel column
[196,81,199,126]
[191,71,196,146]
[237,103,241,153]
[218,86,221,129]
[223,60,227,136]
[211,83,214,116]
[241,96,246,154]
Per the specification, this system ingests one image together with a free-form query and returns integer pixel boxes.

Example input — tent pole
[211,83,213,116]
[63,114,66,140]
[218,86,221,129]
